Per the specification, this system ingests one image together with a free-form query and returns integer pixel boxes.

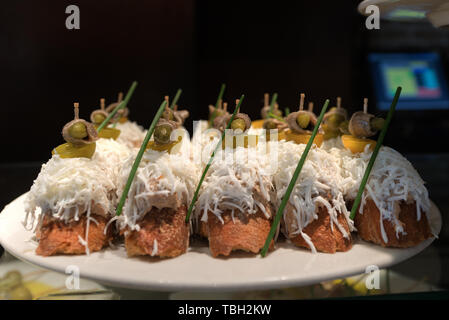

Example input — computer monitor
[368,52,449,110]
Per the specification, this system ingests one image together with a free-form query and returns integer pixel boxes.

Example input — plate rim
[0,192,442,292]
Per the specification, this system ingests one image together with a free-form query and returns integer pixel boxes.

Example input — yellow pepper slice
[52,142,96,159]
[147,136,183,153]
[341,135,376,154]
[97,127,121,140]
[264,130,286,141]
[251,119,264,129]
[285,130,324,147]
[222,134,259,149]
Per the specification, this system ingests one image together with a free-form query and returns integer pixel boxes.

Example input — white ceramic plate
[0,193,442,292]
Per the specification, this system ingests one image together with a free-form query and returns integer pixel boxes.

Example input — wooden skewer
[363,98,368,113]
[164,96,170,109]
[174,104,178,111]
[337,97,341,109]
[100,98,105,110]
[223,102,228,112]
[308,102,314,112]
[218,98,223,110]
[274,102,279,110]
[299,93,305,111]
[118,92,124,102]
[74,102,79,119]
[264,93,269,107]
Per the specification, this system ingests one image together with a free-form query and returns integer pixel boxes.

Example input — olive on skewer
[106,92,129,123]
[91,98,121,140]
[252,93,283,129]
[208,98,229,128]
[213,99,258,149]
[146,101,184,153]
[262,102,288,141]
[322,97,348,140]
[53,103,98,159]
[260,94,283,119]
[341,98,385,153]
[163,96,190,127]
[285,93,324,147]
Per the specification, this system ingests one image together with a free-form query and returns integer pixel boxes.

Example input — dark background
[1,0,449,163]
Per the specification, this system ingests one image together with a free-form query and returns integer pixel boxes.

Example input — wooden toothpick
[308,102,314,112]
[223,102,228,112]
[337,97,341,109]
[100,98,105,110]
[264,93,269,107]
[164,96,170,109]
[363,98,368,113]
[299,93,305,111]
[74,102,79,119]
[118,92,124,102]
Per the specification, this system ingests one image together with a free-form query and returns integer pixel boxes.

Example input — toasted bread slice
[124,205,189,258]
[36,214,113,256]
[355,199,432,248]
[284,204,352,253]
[206,209,273,257]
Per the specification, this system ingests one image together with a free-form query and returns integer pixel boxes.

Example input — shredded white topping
[116,149,199,230]
[194,143,275,224]
[274,141,355,252]
[24,138,131,254]
[115,121,147,149]
[151,239,158,257]
[24,155,115,229]
[92,138,131,199]
[327,142,431,242]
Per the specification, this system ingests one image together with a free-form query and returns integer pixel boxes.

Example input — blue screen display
[369,53,449,110]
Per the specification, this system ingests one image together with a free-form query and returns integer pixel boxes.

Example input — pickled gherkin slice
[147,136,183,153]
[52,142,96,159]
[94,125,121,140]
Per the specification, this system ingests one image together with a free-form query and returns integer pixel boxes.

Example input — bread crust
[205,209,274,257]
[288,206,352,253]
[36,214,113,256]
[355,199,432,248]
[124,205,189,258]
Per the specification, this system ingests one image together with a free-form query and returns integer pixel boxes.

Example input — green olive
[9,285,32,300]
[327,114,345,129]
[263,119,277,130]
[231,118,246,132]
[154,124,172,144]
[163,108,174,121]
[93,113,106,124]
[68,122,88,139]
[324,131,340,140]
[296,113,310,129]
[370,117,385,131]
[272,109,283,117]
